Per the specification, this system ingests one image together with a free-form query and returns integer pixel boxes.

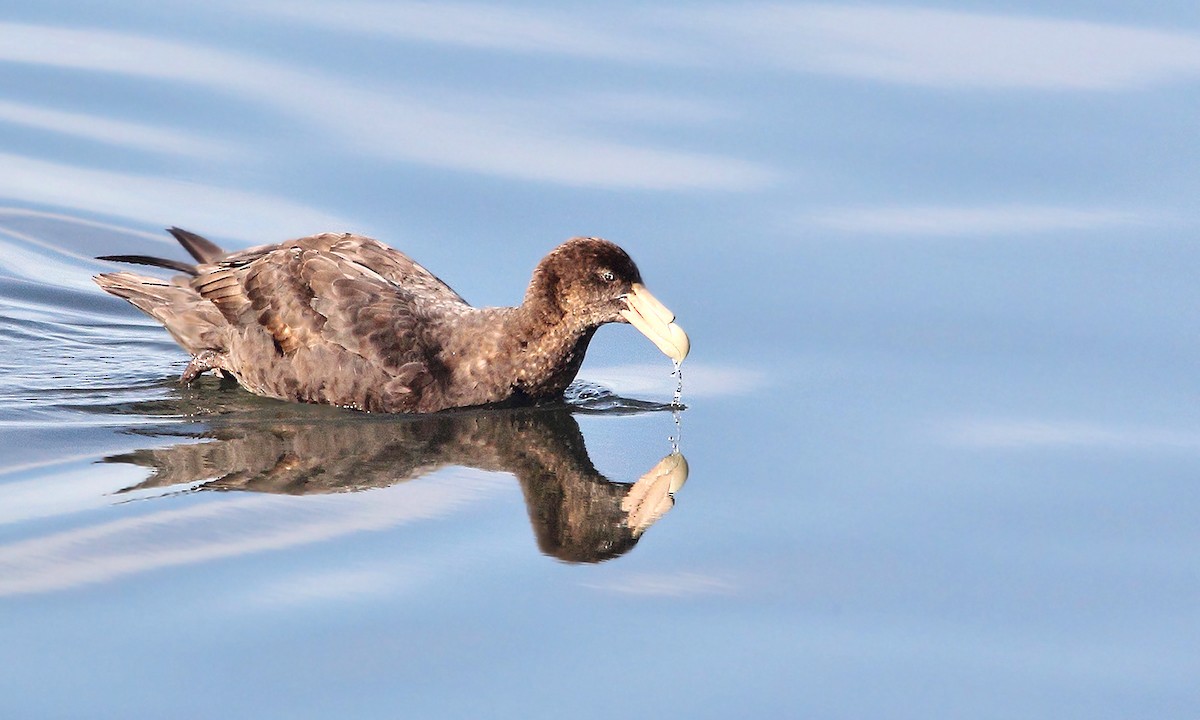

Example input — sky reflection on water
[1,1,1199,718]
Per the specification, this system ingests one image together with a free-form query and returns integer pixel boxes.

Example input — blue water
[2,3,1199,717]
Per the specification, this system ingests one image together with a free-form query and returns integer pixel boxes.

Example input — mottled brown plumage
[94,229,688,413]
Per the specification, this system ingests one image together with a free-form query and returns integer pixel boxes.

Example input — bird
[94,228,689,413]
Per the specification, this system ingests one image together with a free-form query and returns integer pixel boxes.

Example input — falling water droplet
[671,360,683,407]
[669,408,683,453]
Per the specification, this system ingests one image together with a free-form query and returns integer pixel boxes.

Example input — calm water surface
[2,2,1199,718]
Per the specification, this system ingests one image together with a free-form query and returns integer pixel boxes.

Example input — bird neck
[500,300,596,398]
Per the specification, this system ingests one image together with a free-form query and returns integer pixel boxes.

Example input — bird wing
[325,233,468,306]
[193,234,466,382]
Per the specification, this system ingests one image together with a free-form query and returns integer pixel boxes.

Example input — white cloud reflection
[246,564,419,605]
[0,152,349,241]
[0,4,1190,210]
[226,3,1200,91]
[0,22,770,191]
[0,100,230,158]
[235,0,677,62]
[674,5,1200,90]
[580,363,765,399]
[0,6,1191,235]
[0,470,506,596]
[808,204,1150,237]
[943,419,1200,451]
[582,570,735,597]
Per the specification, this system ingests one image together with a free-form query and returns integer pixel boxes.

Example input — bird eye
[600,270,615,282]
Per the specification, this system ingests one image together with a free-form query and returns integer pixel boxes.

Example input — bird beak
[620,283,690,363]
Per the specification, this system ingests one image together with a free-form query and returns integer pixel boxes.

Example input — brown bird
[94,228,690,413]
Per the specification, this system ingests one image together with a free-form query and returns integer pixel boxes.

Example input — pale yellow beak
[620,283,690,363]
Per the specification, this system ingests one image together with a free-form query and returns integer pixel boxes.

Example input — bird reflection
[105,392,687,563]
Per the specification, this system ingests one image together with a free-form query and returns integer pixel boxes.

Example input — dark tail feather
[95,226,224,275]
[167,227,224,263]
[97,254,199,276]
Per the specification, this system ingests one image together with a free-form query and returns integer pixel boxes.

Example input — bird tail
[166,226,225,264]
[93,271,226,354]
[96,227,226,276]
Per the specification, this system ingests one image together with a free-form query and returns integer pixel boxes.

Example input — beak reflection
[621,452,689,537]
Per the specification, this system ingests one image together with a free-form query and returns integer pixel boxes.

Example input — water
[3,3,1200,718]
[671,359,684,407]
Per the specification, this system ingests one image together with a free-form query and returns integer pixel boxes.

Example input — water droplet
[671,360,684,407]
[669,408,683,453]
